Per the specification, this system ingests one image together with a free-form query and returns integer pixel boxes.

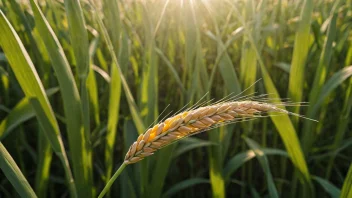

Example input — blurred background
[0,0,351,197]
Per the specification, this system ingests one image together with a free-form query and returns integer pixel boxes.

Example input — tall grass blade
[102,0,123,191]
[63,0,93,193]
[0,10,76,197]
[228,2,313,195]
[326,68,352,178]
[288,0,313,117]
[0,143,37,198]
[304,65,352,153]
[35,130,52,198]
[88,36,100,126]
[89,0,145,134]
[340,164,352,198]
[302,11,338,153]
[29,0,90,196]
[140,2,159,126]
[208,128,226,198]
[106,63,122,184]
[63,0,89,78]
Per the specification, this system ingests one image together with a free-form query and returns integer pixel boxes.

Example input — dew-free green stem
[98,162,127,198]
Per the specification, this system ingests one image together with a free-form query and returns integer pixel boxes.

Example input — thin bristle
[124,98,316,164]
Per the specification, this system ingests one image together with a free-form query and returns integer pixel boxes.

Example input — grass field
[0,0,352,197]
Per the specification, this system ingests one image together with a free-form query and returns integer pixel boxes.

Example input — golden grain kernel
[168,119,183,132]
[191,109,202,119]
[206,106,218,116]
[143,129,152,142]
[168,117,180,128]
[135,150,143,156]
[211,115,223,122]
[160,135,176,142]
[178,126,192,133]
[184,112,194,123]
[246,108,259,114]
[137,140,145,150]
[234,108,246,115]
[219,113,234,120]
[200,117,215,125]
[191,121,207,128]
[129,157,143,164]
[152,124,159,133]
[172,131,182,136]
[139,152,154,157]
[143,147,155,153]
[137,133,143,143]
[217,104,231,113]
[129,142,138,157]
[199,108,210,118]
[150,142,162,148]
[148,132,156,142]
[156,123,164,135]
[227,110,238,117]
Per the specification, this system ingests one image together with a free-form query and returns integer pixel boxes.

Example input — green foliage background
[0,0,351,197]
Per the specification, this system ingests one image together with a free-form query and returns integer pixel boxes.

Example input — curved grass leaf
[0,88,58,140]
[0,143,37,198]
[244,137,279,198]
[162,178,209,198]
[312,66,352,114]
[173,137,216,159]
[249,185,261,198]
[224,148,288,180]
[0,98,33,140]
[155,47,186,93]
[312,176,340,198]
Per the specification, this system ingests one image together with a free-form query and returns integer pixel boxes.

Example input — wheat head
[123,100,299,164]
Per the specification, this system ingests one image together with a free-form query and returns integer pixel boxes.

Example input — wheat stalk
[124,100,298,164]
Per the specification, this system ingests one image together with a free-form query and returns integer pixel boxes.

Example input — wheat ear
[99,99,313,198]
[124,100,297,164]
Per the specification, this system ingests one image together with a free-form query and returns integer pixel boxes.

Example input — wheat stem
[98,162,128,198]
